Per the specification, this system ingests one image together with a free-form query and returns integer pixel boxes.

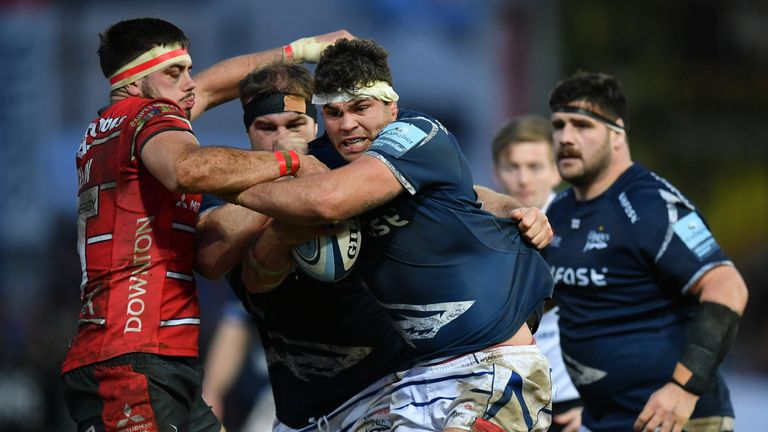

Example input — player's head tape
[109,44,191,91]
[554,106,626,134]
[242,93,317,130]
[312,81,399,105]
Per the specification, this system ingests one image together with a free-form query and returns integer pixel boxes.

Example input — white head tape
[312,81,399,105]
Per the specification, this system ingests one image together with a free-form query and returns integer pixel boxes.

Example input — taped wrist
[244,249,293,290]
[673,301,740,395]
[283,37,324,63]
[274,150,300,177]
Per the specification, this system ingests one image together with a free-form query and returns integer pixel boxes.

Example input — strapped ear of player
[290,217,362,282]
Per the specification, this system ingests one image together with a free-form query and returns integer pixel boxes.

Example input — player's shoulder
[390,109,449,140]
[120,97,188,128]
[545,188,575,218]
[621,165,696,215]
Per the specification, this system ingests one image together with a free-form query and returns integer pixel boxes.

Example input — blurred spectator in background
[491,113,582,432]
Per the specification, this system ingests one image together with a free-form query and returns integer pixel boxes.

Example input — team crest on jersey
[372,121,429,157]
[380,301,475,347]
[583,228,611,252]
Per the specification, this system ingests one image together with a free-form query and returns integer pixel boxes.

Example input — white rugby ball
[290,217,362,282]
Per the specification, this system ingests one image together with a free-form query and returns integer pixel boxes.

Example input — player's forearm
[672,266,748,395]
[175,147,284,194]
[474,185,522,217]
[241,227,294,293]
[191,50,283,118]
[195,206,268,279]
[234,180,336,224]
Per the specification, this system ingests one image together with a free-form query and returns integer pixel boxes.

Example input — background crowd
[0,0,765,431]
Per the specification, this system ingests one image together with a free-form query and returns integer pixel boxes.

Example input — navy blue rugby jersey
[228,266,411,429]
[543,163,734,431]
[357,110,553,360]
[199,144,412,428]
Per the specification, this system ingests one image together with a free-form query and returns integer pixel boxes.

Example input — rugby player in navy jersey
[543,71,748,432]
[226,39,555,432]
[196,63,413,432]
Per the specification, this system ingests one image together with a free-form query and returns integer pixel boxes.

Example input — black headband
[242,92,317,130]
[554,106,625,133]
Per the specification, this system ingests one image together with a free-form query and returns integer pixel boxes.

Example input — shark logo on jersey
[263,332,372,382]
[583,229,611,252]
[562,352,607,386]
[380,301,475,347]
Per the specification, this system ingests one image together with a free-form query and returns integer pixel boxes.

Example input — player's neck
[574,160,633,201]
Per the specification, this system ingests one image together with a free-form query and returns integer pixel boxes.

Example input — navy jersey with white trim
[360,110,553,360]
[543,163,733,430]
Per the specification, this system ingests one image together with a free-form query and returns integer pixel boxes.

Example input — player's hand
[285,30,355,63]
[273,131,309,155]
[633,382,698,432]
[295,154,330,177]
[553,406,582,432]
[509,207,553,249]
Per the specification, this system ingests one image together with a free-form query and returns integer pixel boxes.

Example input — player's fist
[284,30,355,63]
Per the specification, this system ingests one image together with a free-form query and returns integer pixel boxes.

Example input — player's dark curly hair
[238,63,314,105]
[314,39,393,95]
[98,17,190,79]
[548,71,628,126]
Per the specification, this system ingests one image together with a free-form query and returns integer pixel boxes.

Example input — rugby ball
[290,217,362,282]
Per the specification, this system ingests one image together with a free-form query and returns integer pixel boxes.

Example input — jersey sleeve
[133,99,195,158]
[630,186,730,294]
[365,116,463,195]
[200,193,226,215]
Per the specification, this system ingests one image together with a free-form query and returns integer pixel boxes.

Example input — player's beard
[561,132,613,189]
[141,80,193,117]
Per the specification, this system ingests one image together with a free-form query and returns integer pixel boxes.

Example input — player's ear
[124,81,142,97]
[388,101,398,118]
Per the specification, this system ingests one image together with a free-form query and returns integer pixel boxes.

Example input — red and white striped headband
[108,44,191,90]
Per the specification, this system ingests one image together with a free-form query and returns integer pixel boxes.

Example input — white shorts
[390,345,552,431]
[272,373,395,432]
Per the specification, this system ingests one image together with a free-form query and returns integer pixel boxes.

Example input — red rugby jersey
[62,97,202,373]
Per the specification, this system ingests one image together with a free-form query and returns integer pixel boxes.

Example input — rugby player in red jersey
[61,17,350,432]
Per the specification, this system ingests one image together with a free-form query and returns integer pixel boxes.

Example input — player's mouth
[180,94,195,110]
[341,137,369,153]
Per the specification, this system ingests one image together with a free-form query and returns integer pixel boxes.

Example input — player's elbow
[194,252,228,280]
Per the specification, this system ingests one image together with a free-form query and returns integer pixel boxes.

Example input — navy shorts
[62,353,221,432]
